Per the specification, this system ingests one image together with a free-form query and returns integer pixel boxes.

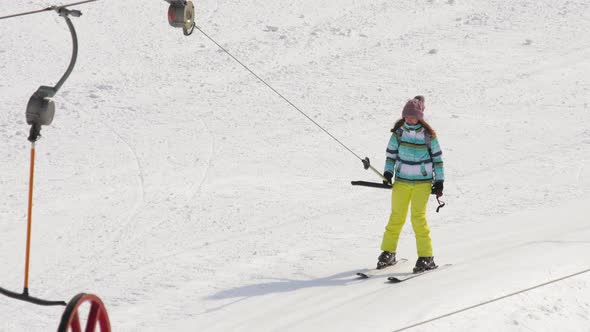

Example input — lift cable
[0,0,97,20]
[195,26,387,181]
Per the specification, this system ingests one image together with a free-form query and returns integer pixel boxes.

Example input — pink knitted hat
[401,97,425,120]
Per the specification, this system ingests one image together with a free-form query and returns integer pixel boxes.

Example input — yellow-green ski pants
[381,181,433,257]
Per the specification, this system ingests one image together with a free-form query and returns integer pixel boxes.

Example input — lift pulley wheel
[167,0,195,35]
[58,293,111,332]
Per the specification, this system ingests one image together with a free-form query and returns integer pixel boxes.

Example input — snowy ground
[1,0,589,331]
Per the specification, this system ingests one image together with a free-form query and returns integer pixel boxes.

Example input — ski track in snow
[186,117,215,217]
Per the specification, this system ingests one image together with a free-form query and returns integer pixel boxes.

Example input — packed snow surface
[1,0,589,331]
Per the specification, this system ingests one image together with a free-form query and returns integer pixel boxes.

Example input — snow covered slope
[1,0,589,331]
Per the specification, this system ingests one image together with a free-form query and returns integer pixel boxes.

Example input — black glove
[431,181,444,196]
[383,172,393,185]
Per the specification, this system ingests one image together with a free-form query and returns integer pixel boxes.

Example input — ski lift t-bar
[0,2,96,307]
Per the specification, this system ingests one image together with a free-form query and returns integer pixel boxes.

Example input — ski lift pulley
[26,7,80,142]
[26,86,56,127]
[166,0,195,35]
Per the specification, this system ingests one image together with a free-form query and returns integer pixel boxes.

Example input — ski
[387,263,452,283]
[356,258,408,278]
[351,181,392,189]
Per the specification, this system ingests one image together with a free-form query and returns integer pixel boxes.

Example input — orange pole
[23,142,36,294]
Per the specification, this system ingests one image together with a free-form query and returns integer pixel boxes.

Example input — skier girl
[377,96,444,273]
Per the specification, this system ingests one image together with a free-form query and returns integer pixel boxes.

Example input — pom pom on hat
[413,95,425,103]
[402,96,425,120]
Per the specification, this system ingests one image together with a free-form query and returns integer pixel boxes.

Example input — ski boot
[376,251,396,269]
[413,257,437,273]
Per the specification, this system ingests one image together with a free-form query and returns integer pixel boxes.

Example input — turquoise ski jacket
[384,123,444,184]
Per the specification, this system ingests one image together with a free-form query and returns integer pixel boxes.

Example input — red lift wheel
[58,293,111,332]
